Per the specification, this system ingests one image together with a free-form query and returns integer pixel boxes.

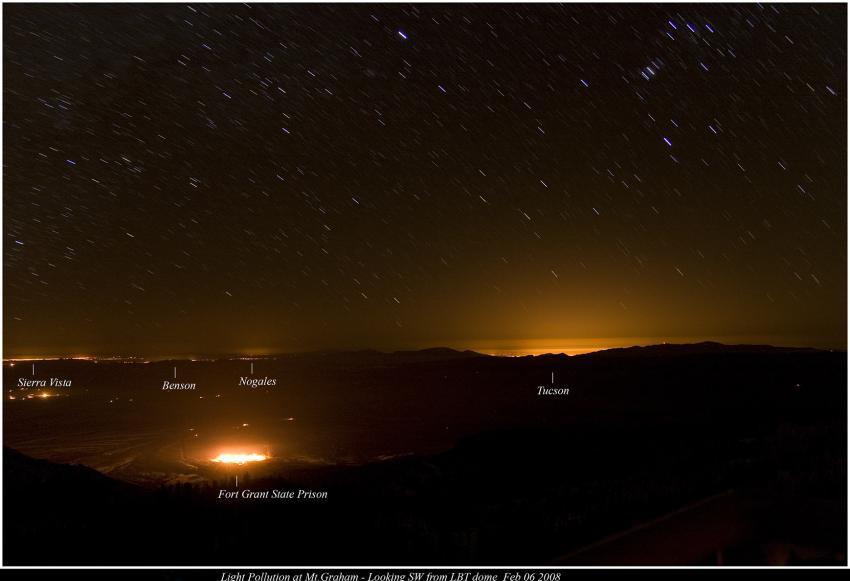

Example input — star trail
[3,3,846,357]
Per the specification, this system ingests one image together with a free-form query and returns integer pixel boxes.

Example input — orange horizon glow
[454,334,845,357]
[3,335,843,362]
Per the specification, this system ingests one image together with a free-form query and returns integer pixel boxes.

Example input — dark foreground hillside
[4,344,847,565]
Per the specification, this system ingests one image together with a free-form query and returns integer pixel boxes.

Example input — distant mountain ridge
[7,342,837,364]
[580,341,829,358]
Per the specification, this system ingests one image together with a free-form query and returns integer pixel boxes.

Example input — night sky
[4,4,846,357]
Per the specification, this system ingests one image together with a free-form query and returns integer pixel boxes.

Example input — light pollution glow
[211,452,268,465]
[455,334,843,356]
[4,334,842,362]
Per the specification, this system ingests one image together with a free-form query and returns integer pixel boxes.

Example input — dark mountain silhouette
[583,341,824,358]
[389,347,485,361]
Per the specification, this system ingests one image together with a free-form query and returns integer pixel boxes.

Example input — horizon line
[3,339,845,363]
